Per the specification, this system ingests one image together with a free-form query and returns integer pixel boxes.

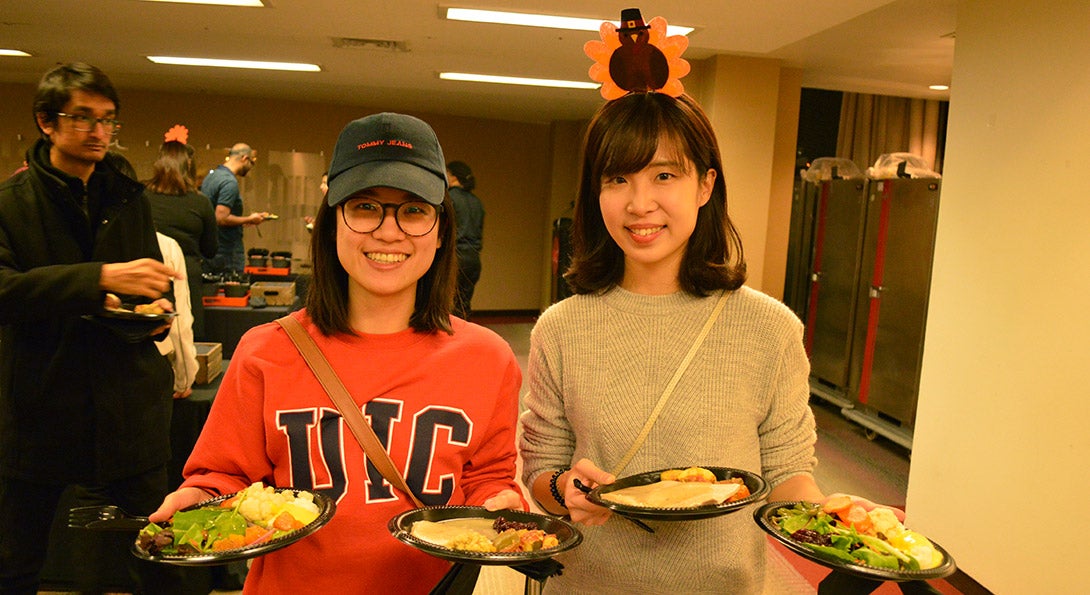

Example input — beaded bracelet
[549,468,569,508]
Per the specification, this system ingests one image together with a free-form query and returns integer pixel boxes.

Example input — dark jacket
[449,186,484,254]
[0,139,173,483]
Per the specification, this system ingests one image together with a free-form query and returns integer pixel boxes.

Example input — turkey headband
[584,8,691,100]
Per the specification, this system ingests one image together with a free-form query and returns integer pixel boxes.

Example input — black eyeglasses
[56,112,122,135]
[341,198,442,236]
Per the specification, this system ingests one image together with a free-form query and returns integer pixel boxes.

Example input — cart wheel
[864,428,878,441]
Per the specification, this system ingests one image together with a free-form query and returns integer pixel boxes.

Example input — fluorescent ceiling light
[929,84,950,91]
[147,56,320,72]
[440,72,599,90]
[0,49,32,57]
[141,0,265,6]
[445,8,694,37]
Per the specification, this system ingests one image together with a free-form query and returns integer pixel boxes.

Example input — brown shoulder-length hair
[144,140,197,195]
[564,92,746,296]
[304,195,457,336]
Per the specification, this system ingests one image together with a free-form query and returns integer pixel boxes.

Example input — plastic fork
[67,504,150,531]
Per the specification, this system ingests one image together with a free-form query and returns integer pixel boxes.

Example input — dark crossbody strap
[277,315,423,508]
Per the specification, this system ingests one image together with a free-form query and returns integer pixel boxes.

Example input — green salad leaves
[771,502,924,572]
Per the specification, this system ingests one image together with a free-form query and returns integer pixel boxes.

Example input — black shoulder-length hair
[304,195,457,336]
[33,62,120,134]
[564,92,746,296]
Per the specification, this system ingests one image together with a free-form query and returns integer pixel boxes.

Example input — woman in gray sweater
[520,92,892,593]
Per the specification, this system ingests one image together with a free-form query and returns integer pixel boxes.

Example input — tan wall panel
[763,68,803,300]
[908,2,1090,592]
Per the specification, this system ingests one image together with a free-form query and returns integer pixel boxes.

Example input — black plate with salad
[132,483,335,566]
[754,501,956,582]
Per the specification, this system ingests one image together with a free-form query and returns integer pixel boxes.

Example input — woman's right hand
[148,487,214,523]
[563,458,615,526]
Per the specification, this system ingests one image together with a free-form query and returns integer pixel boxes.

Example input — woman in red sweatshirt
[150,113,525,594]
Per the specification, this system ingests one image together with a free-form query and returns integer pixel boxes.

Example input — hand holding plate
[482,489,523,511]
[824,492,906,522]
[147,298,176,336]
[149,486,213,523]
[564,458,615,526]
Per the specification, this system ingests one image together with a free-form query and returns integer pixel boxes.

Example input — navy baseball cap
[326,113,448,207]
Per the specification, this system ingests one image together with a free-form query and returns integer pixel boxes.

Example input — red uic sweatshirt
[180,310,525,594]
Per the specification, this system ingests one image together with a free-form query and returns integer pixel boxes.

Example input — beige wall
[541,120,586,306]
[764,68,804,298]
[907,2,1090,592]
[432,115,553,313]
[0,84,554,312]
[691,55,800,295]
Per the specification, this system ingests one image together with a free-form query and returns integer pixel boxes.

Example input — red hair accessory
[584,8,690,100]
[164,124,189,144]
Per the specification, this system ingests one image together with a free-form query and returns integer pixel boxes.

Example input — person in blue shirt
[200,143,267,274]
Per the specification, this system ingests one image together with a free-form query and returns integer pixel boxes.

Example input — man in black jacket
[0,63,184,594]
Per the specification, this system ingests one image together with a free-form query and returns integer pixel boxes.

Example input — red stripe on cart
[804,182,831,356]
[857,182,893,404]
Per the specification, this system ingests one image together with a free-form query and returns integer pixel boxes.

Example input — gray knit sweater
[520,286,817,594]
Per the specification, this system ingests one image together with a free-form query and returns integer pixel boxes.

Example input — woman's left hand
[824,492,906,522]
[482,489,524,511]
[769,475,905,522]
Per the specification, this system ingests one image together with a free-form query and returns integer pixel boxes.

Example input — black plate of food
[132,486,335,566]
[754,501,956,582]
[388,506,582,565]
[585,466,768,521]
[100,305,176,321]
[84,306,176,342]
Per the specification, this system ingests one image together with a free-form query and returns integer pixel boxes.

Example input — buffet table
[202,299,299,358]
[200,272,308,358]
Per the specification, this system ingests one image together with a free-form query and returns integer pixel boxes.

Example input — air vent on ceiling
[331,37,409,52]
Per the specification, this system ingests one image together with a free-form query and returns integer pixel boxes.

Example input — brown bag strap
[276,315,423,508]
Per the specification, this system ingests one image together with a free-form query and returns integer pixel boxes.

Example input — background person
[446,160,484,319]
[201,142,266,275]
[519,91,903,593]
[145,130,218,339]
[150,113,525,593]
[107,152,197,397]
[303,170,325,232]
[0,61,183,594]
